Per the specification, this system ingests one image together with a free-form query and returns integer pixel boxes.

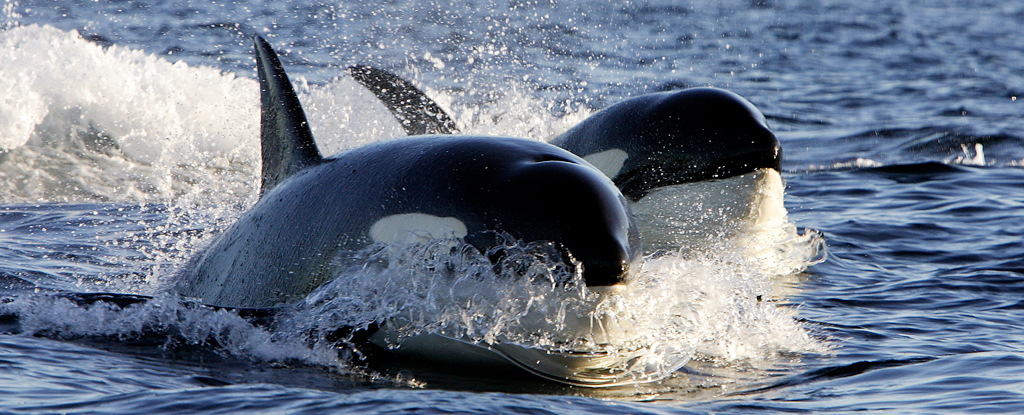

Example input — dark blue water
[2,0,1023,413]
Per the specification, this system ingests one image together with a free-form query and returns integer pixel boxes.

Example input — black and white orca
[349,69,787,253]
[167,37,651,386]
[548,88,780,201]
[549,89,786,253]
[174,36,640,308]
[347,67,779,195]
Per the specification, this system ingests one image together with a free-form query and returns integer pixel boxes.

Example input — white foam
[0,25,257,204]
[0,25,257,163]
[293,75,406,156]
[948,143,986,166]
[0,26,409,205]
[448,83,593,141]
[812,157,883,170]
[0,293,347,368]
[273,226,828,384]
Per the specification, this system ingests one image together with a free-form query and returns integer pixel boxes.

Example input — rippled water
[2,0,1023,413]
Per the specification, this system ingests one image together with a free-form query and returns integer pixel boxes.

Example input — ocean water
[1,0,1023,413]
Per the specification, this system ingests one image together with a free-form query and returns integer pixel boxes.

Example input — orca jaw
[614,129,782,202]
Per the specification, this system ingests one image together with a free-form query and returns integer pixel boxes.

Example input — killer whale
[548,88,780,201]
[166,37,649,386]
[174,36,640,308]
[547,89,786,253]
[348,68,787,253]
[347,67,780,201]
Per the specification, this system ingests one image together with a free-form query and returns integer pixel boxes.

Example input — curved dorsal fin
[253,36,323,197]
[348,65,458,135]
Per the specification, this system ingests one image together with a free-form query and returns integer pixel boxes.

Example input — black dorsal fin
[348,65,458,135]
[253,36,323,197]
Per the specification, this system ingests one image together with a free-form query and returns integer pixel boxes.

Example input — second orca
[349,67,787,253]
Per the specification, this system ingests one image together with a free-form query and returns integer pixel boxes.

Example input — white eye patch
[370,213,468,245]
[583,148,629,179]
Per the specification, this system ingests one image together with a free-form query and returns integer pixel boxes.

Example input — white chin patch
[583,148,629,179]
[370,213,468,245]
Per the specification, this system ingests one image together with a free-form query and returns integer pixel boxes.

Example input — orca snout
[576,241,637,287]
[554,198,640,287]
[498,157,642,288]
[569,203,640,287]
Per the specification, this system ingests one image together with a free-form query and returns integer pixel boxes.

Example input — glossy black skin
[345,66,781,202]
[176,135,640,308]
[349,65,457,135]
[178,37,640,308]
[549,88,781,201]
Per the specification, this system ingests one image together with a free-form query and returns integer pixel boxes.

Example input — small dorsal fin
[253,36,323,197]
[348,65,458,135]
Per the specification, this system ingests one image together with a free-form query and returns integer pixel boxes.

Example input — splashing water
[0,25,569,206]
[271,223,826,385]
[0,25,828,386]
[0,292,345,367]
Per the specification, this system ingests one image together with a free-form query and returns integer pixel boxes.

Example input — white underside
[631,168,787,254]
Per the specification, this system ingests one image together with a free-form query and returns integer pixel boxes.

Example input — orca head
[620,88,780,200]
[553,88,781,201]
[342,66,782,203]
[497,153,641,287]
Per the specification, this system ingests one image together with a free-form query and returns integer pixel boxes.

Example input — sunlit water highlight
[2,0,1023,412]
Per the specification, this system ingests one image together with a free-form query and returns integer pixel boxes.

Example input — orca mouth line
[616,155,781,201]
[367,329,684,388]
